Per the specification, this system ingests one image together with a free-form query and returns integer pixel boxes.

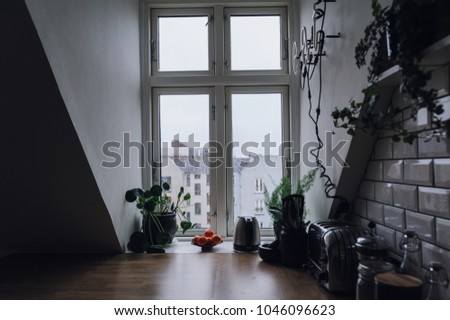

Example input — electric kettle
[233,216,260,252]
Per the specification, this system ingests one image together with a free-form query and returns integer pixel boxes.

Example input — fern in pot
[263,169,318,240]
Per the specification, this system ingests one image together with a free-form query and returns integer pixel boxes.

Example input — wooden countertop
[0,246,341,300]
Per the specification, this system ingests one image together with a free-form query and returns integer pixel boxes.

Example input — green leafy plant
[332,0,446,144]
[263,169,318,231]
[125,182,194,248]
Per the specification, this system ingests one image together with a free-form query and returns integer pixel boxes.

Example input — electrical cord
[301,1,348,215]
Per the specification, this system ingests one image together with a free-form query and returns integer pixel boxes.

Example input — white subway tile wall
[434,159,450,188]
[353,128,450,299]
[375,224,396,251]
[404,159,433,186]
[352,68,450,298]
[436,218,450,250]
[418,134,450,158]
[418,187,450,218]
[383,160,404,182]
[367,201,384,224]
[393,184,418,211]
[384,205,405,231]
[405,210,435,242]
[374,182,393,205]
[393,140,417,159]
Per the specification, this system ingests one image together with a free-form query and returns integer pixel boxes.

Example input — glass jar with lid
[356,260,394,299]
[399,230,421,275]
[425,262,449,299]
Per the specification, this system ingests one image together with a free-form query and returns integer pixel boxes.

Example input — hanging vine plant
[332,0,447,144]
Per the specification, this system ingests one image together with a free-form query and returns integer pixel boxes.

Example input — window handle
[282,37,289,60]
[205,15,214,26]
[150,39,157,62]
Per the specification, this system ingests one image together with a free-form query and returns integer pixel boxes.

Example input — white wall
[297,0,391,221]
[25,0,143,249]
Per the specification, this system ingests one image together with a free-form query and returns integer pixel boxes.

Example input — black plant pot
[273,221,283,241]
[143,213,177,245]
[279,227,308,268]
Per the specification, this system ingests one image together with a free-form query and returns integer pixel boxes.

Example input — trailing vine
[332,0,447,144]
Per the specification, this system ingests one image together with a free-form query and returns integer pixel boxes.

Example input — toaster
[308,221,367,293]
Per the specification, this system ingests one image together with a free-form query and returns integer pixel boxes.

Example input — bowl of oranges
[191,229,222,251]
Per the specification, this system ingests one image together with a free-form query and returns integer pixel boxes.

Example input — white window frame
[141,0,297,238]
[150,7,214,77]
[223,6,288,75]
[225,85,290,236]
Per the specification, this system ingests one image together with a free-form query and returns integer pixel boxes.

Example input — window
[151,8,213,75]
[195,183,201,196]
[255,179,264,193]
[195,203,201,215]
[144,2,292,236]
[255,199,264,214]
[225,7,287,73]
[186,174,191,187]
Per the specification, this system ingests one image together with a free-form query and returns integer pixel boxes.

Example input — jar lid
[356,235,389,256]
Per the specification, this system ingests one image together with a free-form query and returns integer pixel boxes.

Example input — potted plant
[263,168,318,240]
[125,182,194,249]
[331,0,447,144]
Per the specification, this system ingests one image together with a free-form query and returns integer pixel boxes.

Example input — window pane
[230,16,281,70]
[159,94,210,230]
[231,93,283,229]
[158,16,209,71]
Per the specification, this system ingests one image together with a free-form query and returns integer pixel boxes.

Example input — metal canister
[356,260,394,300]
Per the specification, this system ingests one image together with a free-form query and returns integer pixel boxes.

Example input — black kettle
[233,216,260,252]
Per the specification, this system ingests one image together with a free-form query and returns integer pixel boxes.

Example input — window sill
[161,237,274,253]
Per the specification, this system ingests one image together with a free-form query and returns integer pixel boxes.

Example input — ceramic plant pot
[143,213,177,245]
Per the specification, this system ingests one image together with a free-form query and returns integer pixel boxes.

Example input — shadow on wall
[0,0,121,255]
